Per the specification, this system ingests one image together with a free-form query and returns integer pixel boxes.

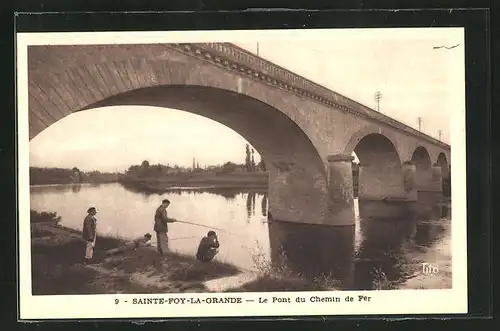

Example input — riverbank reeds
[226,243,341,292]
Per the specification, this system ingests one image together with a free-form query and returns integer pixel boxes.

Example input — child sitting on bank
[196,231,220,262]
[105,233,152,256]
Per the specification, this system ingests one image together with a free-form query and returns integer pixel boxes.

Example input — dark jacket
[82,215,97,241]
[196,236,220,262]
[154,206,174,233]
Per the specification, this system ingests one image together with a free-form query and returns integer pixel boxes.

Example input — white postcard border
[17,28,467,320]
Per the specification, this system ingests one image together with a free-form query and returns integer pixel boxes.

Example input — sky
[28,29,464,173]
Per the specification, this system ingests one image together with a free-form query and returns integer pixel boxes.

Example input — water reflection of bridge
[268,197,451,290]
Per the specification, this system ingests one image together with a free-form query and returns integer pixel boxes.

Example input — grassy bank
[30,209,344,294]
[31,222,335,295]
[31,222,342,294]
[31,222,242,295]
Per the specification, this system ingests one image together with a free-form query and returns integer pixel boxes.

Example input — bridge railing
[173,42,450,150]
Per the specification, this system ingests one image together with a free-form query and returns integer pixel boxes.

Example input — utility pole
[417,117,422,131]
[256,42,259,56]
[438,130,442,141]
[374,91,382,112]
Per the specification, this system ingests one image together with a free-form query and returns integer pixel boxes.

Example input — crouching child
[105,233,152,257]
[196,231,220,262]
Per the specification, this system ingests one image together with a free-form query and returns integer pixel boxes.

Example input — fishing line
[175,220,242,237]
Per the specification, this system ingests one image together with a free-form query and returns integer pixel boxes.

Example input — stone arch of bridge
[410,146,433,191]
[27,43,350,225]
[343,128,405,200]
[30,83,332,225]
[436,152,449,177]
[411,146,432,171]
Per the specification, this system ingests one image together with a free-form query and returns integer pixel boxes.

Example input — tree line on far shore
[31,143,268,185]
[124,159,267,180]
[29,167,120,185]
[124,144,267,180]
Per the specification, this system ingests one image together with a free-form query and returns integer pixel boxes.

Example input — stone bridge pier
[268,153,357,227]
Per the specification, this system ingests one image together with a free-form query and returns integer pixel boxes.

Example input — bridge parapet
[169,42,450,150]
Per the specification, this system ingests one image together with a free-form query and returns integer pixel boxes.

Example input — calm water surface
[30,183,452,290]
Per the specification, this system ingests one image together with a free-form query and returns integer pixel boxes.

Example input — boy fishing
[154,198,177,256]
[196,231,220,262]
[104,233,152,257]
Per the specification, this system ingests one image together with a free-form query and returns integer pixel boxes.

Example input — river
[30,182,452,290]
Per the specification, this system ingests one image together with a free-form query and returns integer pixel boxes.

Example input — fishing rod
[168,236,198,241]
[174,220,241,237]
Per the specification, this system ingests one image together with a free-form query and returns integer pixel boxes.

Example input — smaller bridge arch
[344,131,404,200]
[343,125,403,160]
[436,152,451,197]
[411,146,432,173]
[411,146,432,192]
[436,152,449,177]
[410,145,446,193]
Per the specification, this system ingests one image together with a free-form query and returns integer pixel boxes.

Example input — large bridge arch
[28,43,339,226]
[28,44,330,161]
[80,85,330,225]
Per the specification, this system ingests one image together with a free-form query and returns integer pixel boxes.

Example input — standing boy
[154,199,177,255]
[82,207,98,263]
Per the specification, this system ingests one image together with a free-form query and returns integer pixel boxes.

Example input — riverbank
[31,222,241,294]
[31,222,337,294]
[119,172,269,193]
